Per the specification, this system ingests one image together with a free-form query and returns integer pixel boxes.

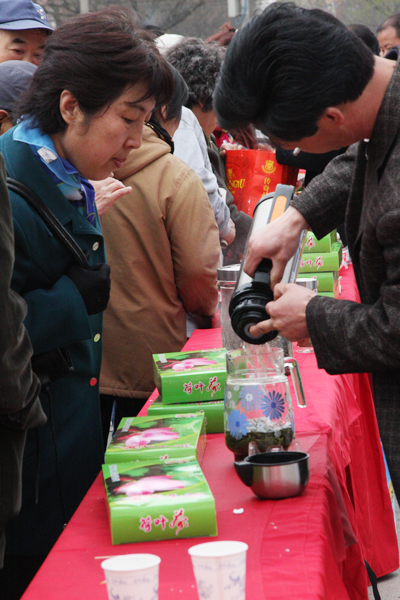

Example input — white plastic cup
[101,553,161,600]
[188,540,248,600]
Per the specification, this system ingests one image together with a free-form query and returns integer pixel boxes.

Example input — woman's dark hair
[160,64,189,123]
[348,23,380,56]
[142,23,165,39]
[214,2,375,141]
[17,7,173,134]
[165,37,224,112]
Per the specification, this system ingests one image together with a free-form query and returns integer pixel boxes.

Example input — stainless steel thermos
[229,184,305,345]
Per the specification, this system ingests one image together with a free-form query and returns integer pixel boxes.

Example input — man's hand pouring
[243,206,314,341]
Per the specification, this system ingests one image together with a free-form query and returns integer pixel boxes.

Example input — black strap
[7,177,88,268]
[365,560,381,600]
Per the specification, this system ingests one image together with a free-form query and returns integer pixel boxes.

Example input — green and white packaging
[105,415,206,465]
[102,459,218,544]
[303,230,337,253]
[298,242,342,273]
[152,349,226,404]
[296,271,339,292]
[147,396,224,433]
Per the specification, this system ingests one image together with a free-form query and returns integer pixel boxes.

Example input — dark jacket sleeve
[304,143,400,375]
[0,153,44,428]
[290,143,358,239]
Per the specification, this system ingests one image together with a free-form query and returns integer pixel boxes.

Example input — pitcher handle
[284,357,307,408]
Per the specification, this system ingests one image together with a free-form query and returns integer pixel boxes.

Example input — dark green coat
[0,128,105,556]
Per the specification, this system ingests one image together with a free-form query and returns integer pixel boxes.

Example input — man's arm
[244,143,358,287]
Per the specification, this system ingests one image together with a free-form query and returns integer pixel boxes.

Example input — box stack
[103,412,218,544]
[102,348,229,545]
[297,230,342,298]
[147,348,227,433]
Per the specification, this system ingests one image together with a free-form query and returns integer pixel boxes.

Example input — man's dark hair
[165,37,224,112]
[214,2,375,141]
[17,7,173,134]
[348,23,380,56]
[377,13,400,36]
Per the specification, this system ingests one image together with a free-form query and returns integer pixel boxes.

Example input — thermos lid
[217,264,241,283]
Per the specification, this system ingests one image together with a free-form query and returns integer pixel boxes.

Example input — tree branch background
[36,0,400,40]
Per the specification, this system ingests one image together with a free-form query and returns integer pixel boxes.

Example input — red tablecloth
[21,266,398,600]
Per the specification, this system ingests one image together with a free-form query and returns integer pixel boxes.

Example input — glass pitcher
[224,346,306,460]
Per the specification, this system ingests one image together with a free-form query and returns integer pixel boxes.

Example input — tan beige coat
[100,124,220,401]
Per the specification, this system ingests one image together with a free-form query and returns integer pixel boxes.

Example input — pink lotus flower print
[171,358,218,371]
[125,427,179,448]
[116,475,186,496]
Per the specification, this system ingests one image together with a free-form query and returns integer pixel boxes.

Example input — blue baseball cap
[0,1,52,32]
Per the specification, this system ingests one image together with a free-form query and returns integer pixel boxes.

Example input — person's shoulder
[177,107,202,132]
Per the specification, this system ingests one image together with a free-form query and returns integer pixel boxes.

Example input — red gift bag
[225,149,298,216]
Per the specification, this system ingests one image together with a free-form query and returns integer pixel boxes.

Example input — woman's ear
[59,90,80,126]
[160,105,168,122]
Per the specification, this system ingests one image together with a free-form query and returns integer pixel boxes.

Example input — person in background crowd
[165,37,236,334]
[348,23,380,56]
[99,65,220,444]
[206,22,259,150]
[0,0,52,65]
[0,156,44,568]
[155,32,184,54]
[377,13,400,56]
[0,60,36,134]
[215,1,400,504]
[166,38,234,248]
[0,8,172,600]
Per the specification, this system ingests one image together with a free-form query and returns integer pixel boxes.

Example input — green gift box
[102,459,218,544]
[296,271,339,292]
[303,230,337,253]
[298,242,342,273]
[105,415,206,465]
[153,349,226,405]
[147,396,224,433]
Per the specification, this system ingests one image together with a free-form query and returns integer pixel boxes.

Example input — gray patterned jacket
[291,58,400,498]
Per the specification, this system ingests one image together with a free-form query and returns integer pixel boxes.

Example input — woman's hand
[219,141,243,158]
[221,218,236,246]
[91,176,132,216]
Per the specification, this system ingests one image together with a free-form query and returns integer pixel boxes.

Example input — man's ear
[322,106,345,126]
[59,90,80,126]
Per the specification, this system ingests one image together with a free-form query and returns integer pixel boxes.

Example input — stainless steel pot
[234,450,310,499]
